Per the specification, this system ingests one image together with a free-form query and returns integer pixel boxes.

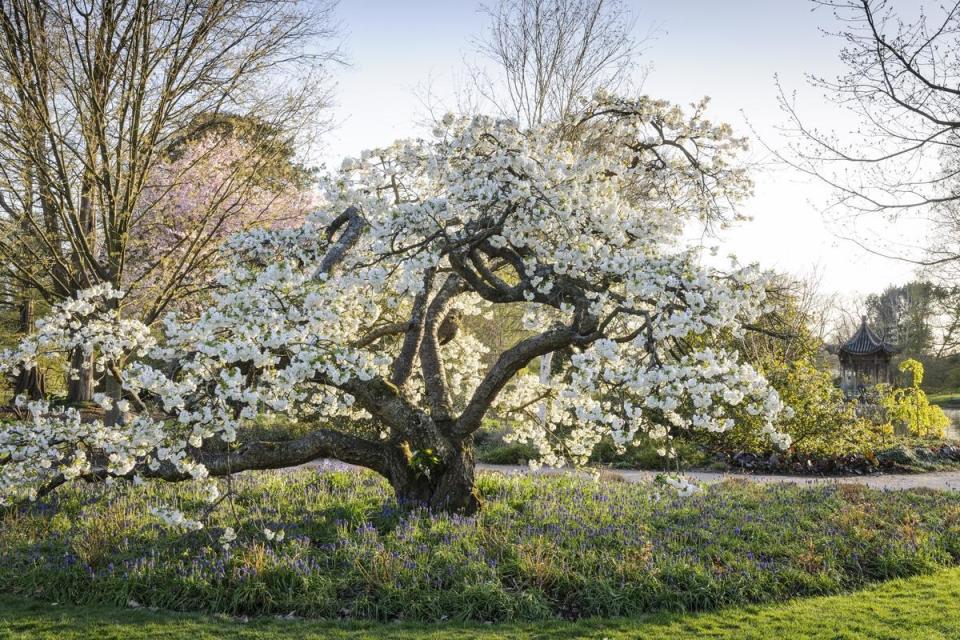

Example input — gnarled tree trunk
[385,438,481,514]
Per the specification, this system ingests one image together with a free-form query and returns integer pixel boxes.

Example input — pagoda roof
[839,317,896,356]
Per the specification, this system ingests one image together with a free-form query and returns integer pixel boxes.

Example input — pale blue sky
[320,1,929,299]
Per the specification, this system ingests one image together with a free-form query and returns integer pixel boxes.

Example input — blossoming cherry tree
[0,95,788,514]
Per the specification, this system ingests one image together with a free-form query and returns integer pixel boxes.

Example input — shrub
[875,360,950,439]
[477,442,539,465]
[699,359,888,457]
[477,430,709,470]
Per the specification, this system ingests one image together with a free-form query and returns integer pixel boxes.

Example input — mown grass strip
[1,565,959,639]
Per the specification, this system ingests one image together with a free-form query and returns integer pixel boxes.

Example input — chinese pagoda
[837,316,897,395]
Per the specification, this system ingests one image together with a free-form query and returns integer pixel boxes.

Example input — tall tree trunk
[66,346,94,404]
[65,168,98,406]
[12,298,45,400]
[102,370,125,426]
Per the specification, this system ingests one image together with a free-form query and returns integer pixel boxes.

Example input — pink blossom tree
[125,131,316,319]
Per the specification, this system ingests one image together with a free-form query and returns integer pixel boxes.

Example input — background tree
[738,271,834,366]
[864,281,935,357]
[781,1,960,392]
[927,285,960,357]
[0,0,339,404]
[780,0,960,298]
[468,0,645,126]
[785,1,960,215]
[124,116,318,318]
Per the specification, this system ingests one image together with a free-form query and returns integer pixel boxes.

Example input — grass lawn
[929,392,960,409]
[3,469,960,623]
[1,565,959,639]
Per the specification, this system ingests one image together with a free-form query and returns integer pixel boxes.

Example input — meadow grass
[2,566,960,638]
[929,392,960,409]
[1,468,960,622]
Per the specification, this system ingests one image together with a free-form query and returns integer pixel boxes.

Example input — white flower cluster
[659,475,702,498]
[149,506,203,531]
[219,526,237,551]
[3,284,154,381]
[263,527,285,542]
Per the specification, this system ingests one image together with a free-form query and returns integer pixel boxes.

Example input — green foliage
[586,437,709,470]
[700,358,889,457]
[929,391,960,409]
[3,470,960,623]
[913,354,960,395]
[476,429,710,471]
[708,280,955,458]
[717,356,950,458]
[476,430,710,469]
[875,359,950,439]
[768,360,889,455]
[407,447,442,479]
[477,441,539,465]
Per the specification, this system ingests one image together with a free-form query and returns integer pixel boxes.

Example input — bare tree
[783,1,960,212]
[468,0,645,126]
[739,270,836,366]
[770,1,960,293]
[0,0,340,403]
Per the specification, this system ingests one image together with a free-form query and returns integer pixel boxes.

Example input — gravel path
[478,463,960,491]
[302,459,960,491]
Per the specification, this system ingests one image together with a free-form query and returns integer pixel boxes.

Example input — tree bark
[12,299,44,400]
[386,439,481,514]
[103,371,125,426]
[66,346,94,404]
